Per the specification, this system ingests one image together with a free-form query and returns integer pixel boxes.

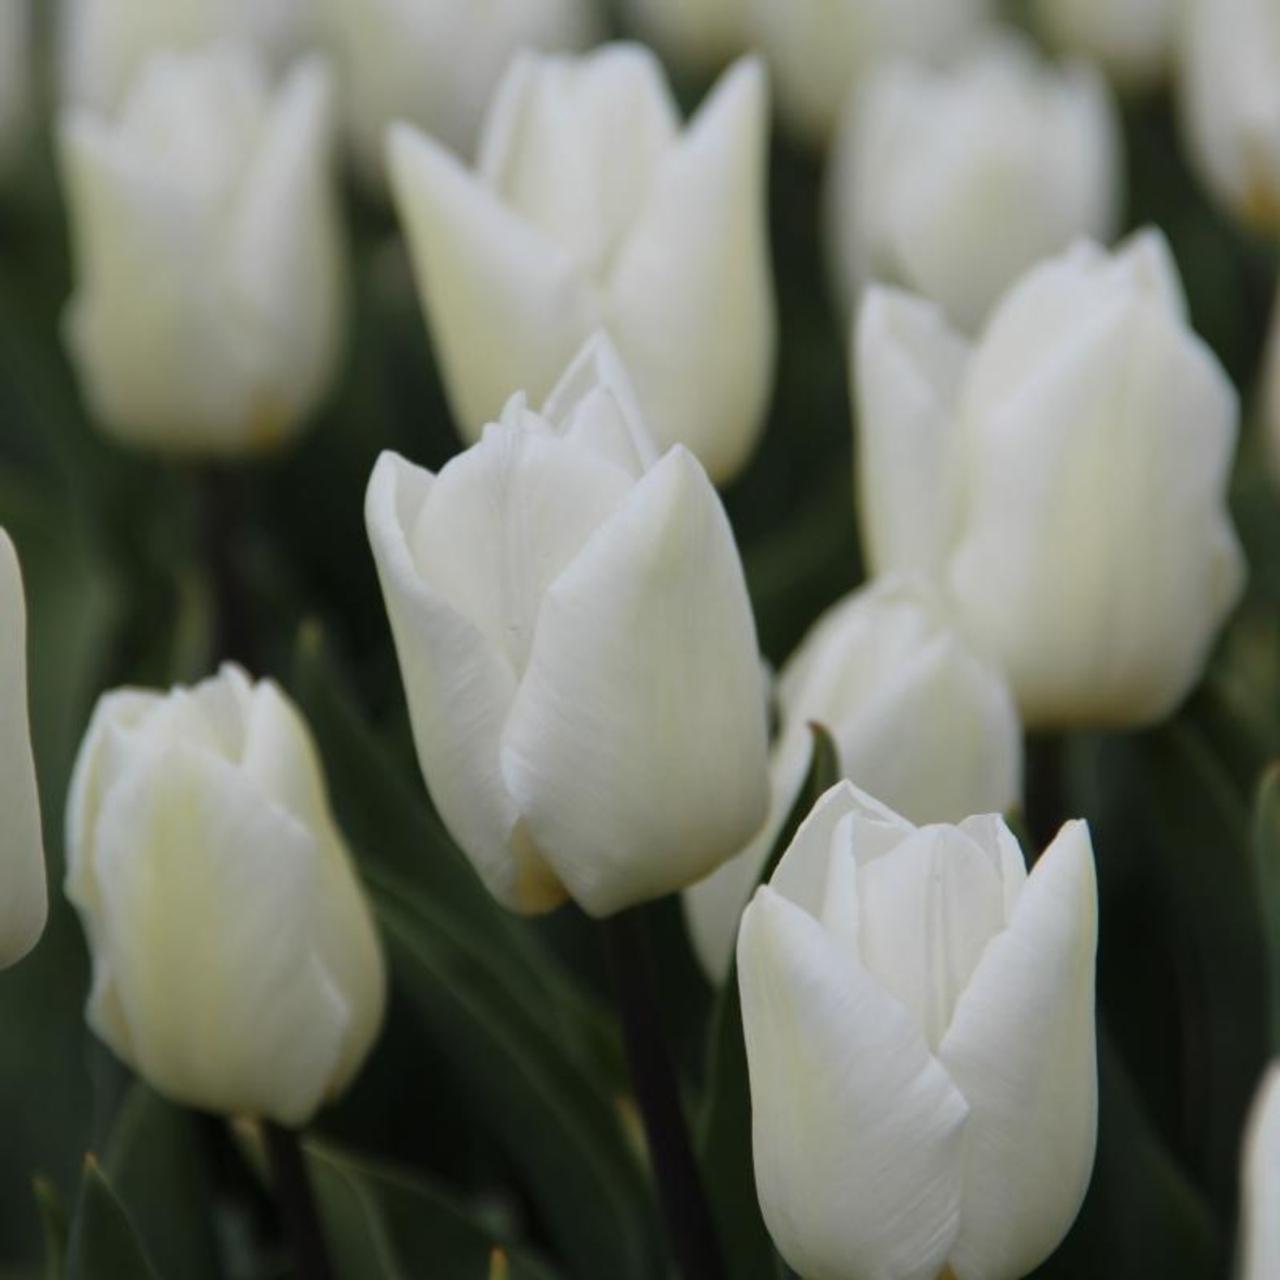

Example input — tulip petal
[854,288,969,579]
[1242,1063,1280,1280]
[607,56,775,482]
[939,819,1098,1280]
[0,531,45,968]
[366,452,565,913]
[387,121,599,441]
[500,447,768,915]
[738,886,967,1280]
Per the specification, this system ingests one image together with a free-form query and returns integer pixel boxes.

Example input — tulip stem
[263,1122,334,1280]
[602,907,727,1280]
[1025,732,1068,854]
[200,467,257,669]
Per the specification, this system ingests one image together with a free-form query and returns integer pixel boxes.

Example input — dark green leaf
[1253,763,1280,1050]
[32,1178,67,1280]
[65,1158,160,1280]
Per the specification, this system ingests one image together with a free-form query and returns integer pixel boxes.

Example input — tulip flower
[1032,0,1175,90]
[388,44,775,485]
[827,32,1121,329]
[739,781,1098,1280]
[0,530,47,970]
[855,231,1245,729]
[744,0,990,144]
[0,1,31,175]
[1242,1063,1280,1280]
[313,0,598,187]
[685,574,1021,983]
[622,0,746,77]
[1179,0,1280,231]
[58,45,346,458]
[58,0,307,112]
[366,334,769,917]
[65,664,386,1126]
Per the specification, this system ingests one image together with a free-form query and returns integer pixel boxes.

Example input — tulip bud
[366,334,769,917]
[1179,0,1280,231]
[685,574,1021,983]
[1242,1063,1280,1280]
[855,230,1245,729]
[1032,0,1175,90]
[58,0,308,112]
[58,45,346,458]
[0,0,31,176]
[744,0,990,144]
[622,0,747,78]
[65,665,386,1126]
[387,44,775,485]
[739,782,1098,1280]
[827,32,1121,330]
[0,530,47,970]
[313,0,598,188]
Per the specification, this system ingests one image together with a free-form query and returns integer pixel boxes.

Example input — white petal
[0,531,44,968]
[500,447,768,915]
[738,887,967,1280]
[607,57,775,483]
[386,122,599,442]
[854,288,969,579]
[365,452,564,913]
[1242,1062,1280,1280]
[939,819,1098,1280]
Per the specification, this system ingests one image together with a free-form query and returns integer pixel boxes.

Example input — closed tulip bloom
[59,45,346,457]
[0,530,48,970]
[855,231,1245,729]
[314,0,598,186]
[744,0,990,144]
[739,781,1098,1280]
[366,335,769,917]
[59,0,307,112]
[827,33,1121,329]
[1033,0,1175,90]
[685,574,1021,983]
[1242,1063,1280,1280]
[622,0,747,77]
[65,665,386,1126]
[1179,0,1280,231]
[0,1,31,175]
[388,44,775,485]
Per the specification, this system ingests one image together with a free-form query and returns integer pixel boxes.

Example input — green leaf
[697,723,841,1280]
[1253,762,1280,1050]
[65,1158,161,1280]
[308,1141,560,1280]
[32,1179,67,1280]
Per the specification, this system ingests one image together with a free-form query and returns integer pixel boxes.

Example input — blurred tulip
[0,0,31,175]
[366,335,769,917]
[685,574,1021,983]
[0,530,47,971]
[1033,0,1175,90]
[744,0,990,144]
[388,44,775,484]
[59,45,346,457]
[739,781,1097,1280]
[314,0,598,187]
[827,32,1121,329]
[59,0,308,112]
[622,0,746,77]
[65,665,386,1125]
[1179,0,1280,231]
[855,230,1245,729]
[1242,1063,1280,1280]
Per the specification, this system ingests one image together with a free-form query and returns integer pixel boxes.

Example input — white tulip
[58,0,308,112]
[314,0,598,186]
[0,0,31,175]
[744,0,990,144]
[622,0,747,77]
[366,335,769,917]
[0,530,47,970]
[827,32,1121,330]
[1242,1063,1280,1280]
[58,45,346,458]
[685,574,1021,983]
[855,231,1245,729]
[1033,0,1175,90]
[388,44,775,485]
[65,664,386,1126]
[1179,0,1280,231]
[739,781,1098,1280]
